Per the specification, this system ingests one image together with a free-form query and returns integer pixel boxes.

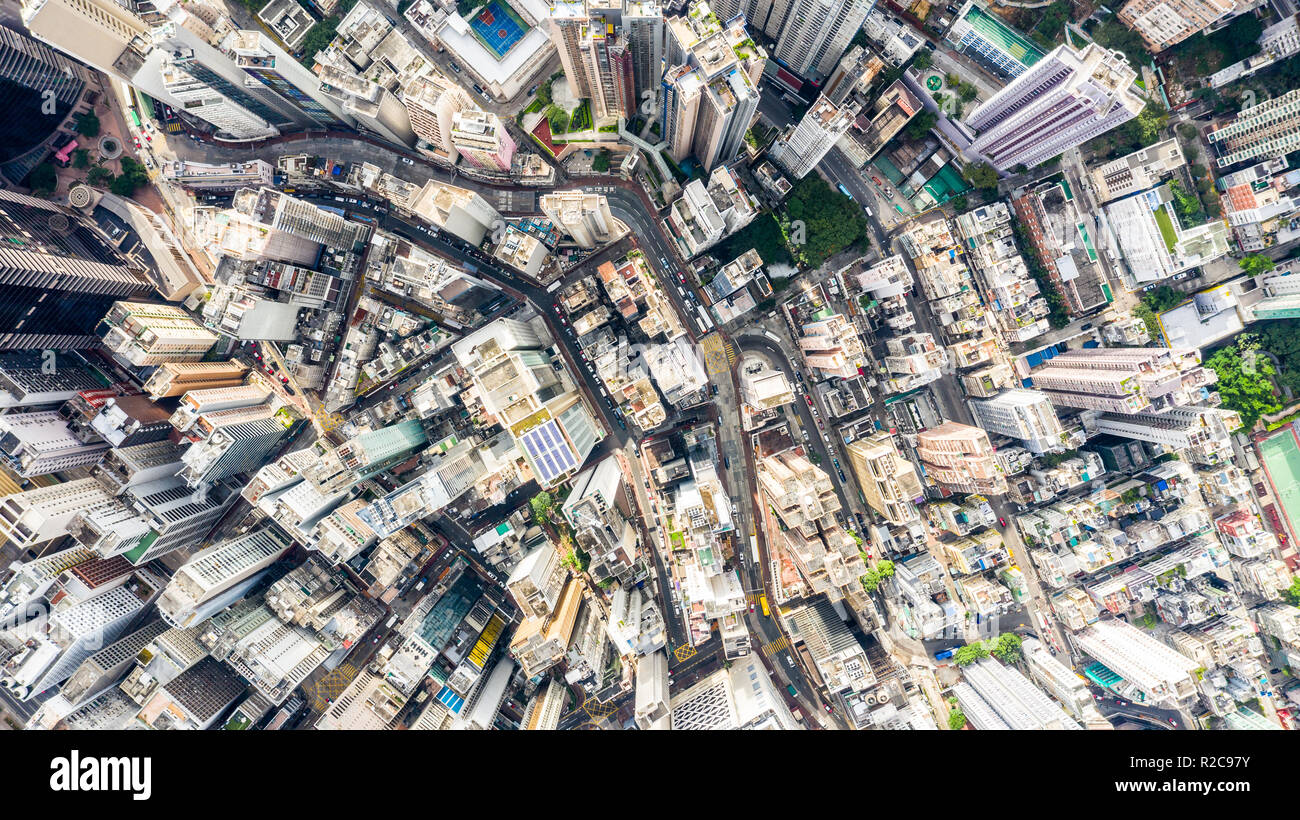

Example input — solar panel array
[521,420,576,485]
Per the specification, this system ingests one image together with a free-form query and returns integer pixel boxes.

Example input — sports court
[1259,425,1300,543]
[468,1,531,60]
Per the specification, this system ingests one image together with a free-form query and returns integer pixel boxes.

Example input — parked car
[401,157,414,165]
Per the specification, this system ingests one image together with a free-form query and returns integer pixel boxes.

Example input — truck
[934,647,958,661]
[546,279,562,293]
[787,684,798,698]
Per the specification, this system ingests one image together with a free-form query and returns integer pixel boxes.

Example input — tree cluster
[784,175,870,269]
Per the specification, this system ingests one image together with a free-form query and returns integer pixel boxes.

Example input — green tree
[948,709,967,730]
[950,195,968,212]
[71,149,91,170]
[75,112,100,138]
[962,161,999,190]
[300,18,340,66]
[28,162,57,194]
[1283,577,1300,607]
[953,643,989,666]
[876,560,894,578]
[903,109,938,142]
[1240,254,1277,277]
[990,633,1022,665]
[529,490,554,523]
[1092,18,1150,69]
[108,156,149,197]
[911,48,932,70]
[1142,284,1185,312]
[1204,335,1283,429]
[86,166,114,187]
[785,175,869,269]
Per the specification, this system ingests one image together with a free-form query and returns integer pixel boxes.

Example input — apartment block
[98,302,217,366]
[846,433,924,526]
[1207,88,1300,169]
[1118,0,1255,52]
[1028,348,1216,415]
[970,389,1067,454]
[916,422,1007,495]
[667,165,758,257]
[540,190,618,248]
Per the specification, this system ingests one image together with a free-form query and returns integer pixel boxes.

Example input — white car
[401,157,414,165]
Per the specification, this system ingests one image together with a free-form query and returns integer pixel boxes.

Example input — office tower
[847,433,923,525]
[449,111,517,172]
[55,619,169,711]
[787,599,876,694]
[402,72,479,164]
[1027,348,1215,415]
[158,50,276,140]
[85,396,174,448]
[540,190,617,248]
[771,0,874,80]
[634,649,670,729]
[1,565,164,700]
[98,302,218,367]
[452,319,603,489]
[0,25,88,183]
[511,578,583,677]
[90,440,186,495]
[1118,0,1253,52]
[624,1,665,102]
[0,478,116,552]
[1075,619,1200,706]
[770,94,857,178]
[232,188,371,252]
[1207,88,1300,169]
[660,1,765,170]
[335,420,429,481]
[953,657,1082,729]
[170,384,271,432]
[0,192,150,351]
[967,43,1145,171]
[560,455,639,584]
[945,0,1046,80]
[915,421,1007,495]
[667,165,759,256]
[1086,407,1242,466]
[605,584,667,654]
[19,0,148,76]
[178,404,291,487]
[144,362,250,399]
[0,411,109,478]
[156,527,293,628]
[970,389,1067,455]
[798,314,866,379]
[0,353,104,410]
[669,653,800,729]
[220,30,351,129]
[406,180,504,245]
[506,542,568,621]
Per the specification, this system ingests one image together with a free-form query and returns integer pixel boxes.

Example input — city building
[966,43,1144,171]
[1210,12,1300,87]
[0,24,89,184]
[668,653,800,729]
[786,599,875,694]
[0,478,117,552]
[945,0,1046,79]
[1101,183,1232,285]
[0,191,151,351]
[634,649,670,729]
[659,1,765,170]
[666,165,758,257]
[155,527,294,628]
[768,0,873,80]
[847,432,925,526]
[1207,88,1300,169]
[1216,157,1300,252]
[449,111,517,172]
[605,584,667,655]
[738,356,795,430]
[405,179,504,245]
[1011,179,1113,314]
[505,541,568,621]
[548,0,638,120]
[1086,407,1242,466]
[1075,618,1200,705]
[970,389,1067,454]
[770,94,857,178]
[915,422,1008,495]
[0,410,109,477]
[1088,138,1186,204]
[98,302,218,367]
[540,190,618,248]
[144,362,250,399]
[954,657,1082,729]
[846,77,922,163]
[1118,0,1256,52]
[1027,348,1216,415]
[798,313,867,380]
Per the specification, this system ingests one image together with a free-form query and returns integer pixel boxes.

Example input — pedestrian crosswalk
[761,636,790,657]
[724,341,736,367]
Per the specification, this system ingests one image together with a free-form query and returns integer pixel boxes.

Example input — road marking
[761,636,790,657]
[673,644,697,662]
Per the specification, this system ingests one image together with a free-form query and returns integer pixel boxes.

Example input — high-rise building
[406,180,503,245]
[1118,0,1254,52]
[402,72,478,164]
[969,389,1067,455]
[505,542,568,621]
[547,0,645,120]
[624,1,665,103]
[787,599,876,694]
[220,30,351,129]
[660,1,765,170]
[915,421,1007,495]
[19,0,149,80]
[335,420,429,481]
[55,619,169,710]
[846,432,923,526]
[449,111,517,172]
[0,411,109,477]
[669,653,800,729]
[68,475,241,565]
[178,403,292,487]
[667,165,758,257]
[155,527,294,628]
[770,0,874,80]
[1207,88,1300,169]
[0,25,89,184]
[1085,407,1242,466]
[143,362,250,399]
[770,94,857,178]
[1027,348,1216,415]
[98,302,218,367]
[966,43,1144,171]
[0,192,151,351]
[634,649,670,729]
[540,190,617,248]
[0,478,117,552]
[798,314,866,379]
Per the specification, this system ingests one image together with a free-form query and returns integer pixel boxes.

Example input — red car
[998,517,1007,528]
[805,396,813,407]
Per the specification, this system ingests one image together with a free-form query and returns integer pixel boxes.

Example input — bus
[759,595,770,617]
[836,183,854,201]
[696,306,714,332]
[128,108,142,130]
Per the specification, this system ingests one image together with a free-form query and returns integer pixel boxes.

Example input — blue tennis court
[469,1,529,60]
